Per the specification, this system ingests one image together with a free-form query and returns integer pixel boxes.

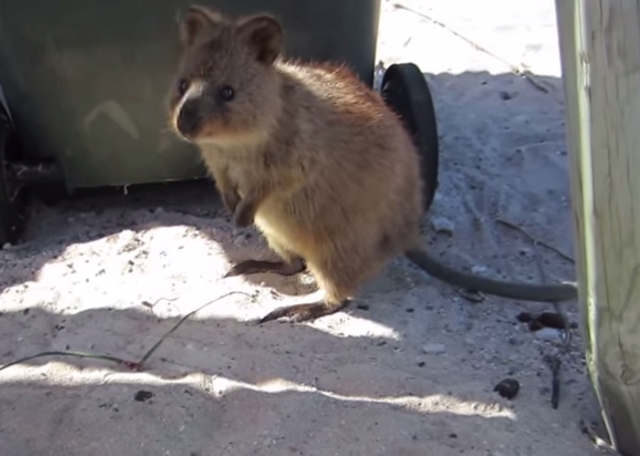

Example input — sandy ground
[0,1,612,455]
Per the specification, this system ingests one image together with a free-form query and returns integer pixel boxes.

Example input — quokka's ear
[236,14,283,65]
[179,4,223,47]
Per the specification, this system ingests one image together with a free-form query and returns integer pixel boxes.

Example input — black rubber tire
[0,108,24,245]
[380,63,439,212]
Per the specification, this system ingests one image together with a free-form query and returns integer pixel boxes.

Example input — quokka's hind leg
[257,250,368,324]
[223,235,306,278]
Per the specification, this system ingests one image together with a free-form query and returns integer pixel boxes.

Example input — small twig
[544,355,562,409]
[0,351,138,373]
[141,296,179,309]
[496,218,574,263]
[551,359,561,409]
[141,296,180,318]
[136,291,254,368]
[0,291,255,373]
[533,237,571,410]
[515,70,551,94]
[390,2,549,93]
[532,246,571,345]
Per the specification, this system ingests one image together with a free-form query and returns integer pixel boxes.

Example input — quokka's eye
[219,85,235,102]
[177,78,189,97]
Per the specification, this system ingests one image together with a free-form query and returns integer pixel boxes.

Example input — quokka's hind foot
[223,257,306,278]
[257,299,350,324]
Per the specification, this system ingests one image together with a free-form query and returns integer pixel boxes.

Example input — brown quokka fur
[167,5,578,323]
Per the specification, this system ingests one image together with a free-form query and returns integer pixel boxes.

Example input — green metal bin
[0,0,381,191]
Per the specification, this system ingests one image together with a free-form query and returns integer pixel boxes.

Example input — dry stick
[0,291,254,374]
[135,291,255,368]
[141,296,180,318]
[496,218,575,263]
[0,351,139,373]
[141,296,179,309]
[544,354,562,409]
[533,241,571,409]
[390,2,550,93]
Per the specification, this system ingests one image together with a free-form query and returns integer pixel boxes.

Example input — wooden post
[555,2,640,455]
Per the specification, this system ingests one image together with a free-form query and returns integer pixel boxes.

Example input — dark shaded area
[0,303,596,456]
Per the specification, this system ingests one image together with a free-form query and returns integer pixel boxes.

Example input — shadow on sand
[0,304,546,456]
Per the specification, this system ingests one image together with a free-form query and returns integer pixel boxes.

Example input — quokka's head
[167,5,284,144]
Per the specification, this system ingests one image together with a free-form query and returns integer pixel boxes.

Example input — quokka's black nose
[177,100,201,137]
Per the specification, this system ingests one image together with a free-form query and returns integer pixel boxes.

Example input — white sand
[0,1,608,455]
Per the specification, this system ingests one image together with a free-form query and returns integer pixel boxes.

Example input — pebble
[534,327,564,343]
[493,378,520,400]
[519,247,531,256]
[431,217,455,235]
[422,343,446,354]
[2,242,11,250]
